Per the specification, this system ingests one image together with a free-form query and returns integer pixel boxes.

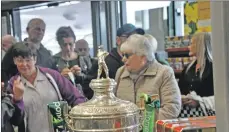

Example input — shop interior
[1,1,229,132]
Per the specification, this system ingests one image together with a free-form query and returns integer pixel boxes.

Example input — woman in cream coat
[114,34,181,120]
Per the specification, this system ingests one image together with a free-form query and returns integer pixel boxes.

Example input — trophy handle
[64,114,74,130]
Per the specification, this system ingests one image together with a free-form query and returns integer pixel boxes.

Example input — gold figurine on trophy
[97,45,109,79]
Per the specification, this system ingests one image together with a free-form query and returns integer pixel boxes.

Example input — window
[17,1,93,56]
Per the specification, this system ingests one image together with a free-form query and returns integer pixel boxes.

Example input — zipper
[133,76,142,104]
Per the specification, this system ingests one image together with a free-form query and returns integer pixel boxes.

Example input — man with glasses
[75,39,90,56]
[75,39,93,71]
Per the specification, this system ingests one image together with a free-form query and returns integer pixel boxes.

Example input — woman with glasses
[114,34,181,120]
[6,43,86,132]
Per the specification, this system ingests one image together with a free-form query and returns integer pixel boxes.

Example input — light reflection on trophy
[65,45,140,132]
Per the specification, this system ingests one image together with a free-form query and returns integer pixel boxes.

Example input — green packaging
[47,101,68,132]
[141,93,160,132]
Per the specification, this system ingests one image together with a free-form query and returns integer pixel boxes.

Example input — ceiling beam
[1,1,50,12]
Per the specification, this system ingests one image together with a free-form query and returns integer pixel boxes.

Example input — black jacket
[1,92,24,132]
[105,48,124,79]
[178,60,214,97]
[83,48,123,80]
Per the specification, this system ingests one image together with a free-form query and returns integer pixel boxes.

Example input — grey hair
[186,32,213,79]
[144,34,158,52]
[120,34,155,61]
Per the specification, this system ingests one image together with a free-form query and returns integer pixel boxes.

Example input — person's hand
[70,65,81,75]
[13,76,25,101]
[183,98,199,108]
[61,68,71,77]
[181,95,189,104]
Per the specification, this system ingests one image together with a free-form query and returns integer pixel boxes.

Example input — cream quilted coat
[114,61,181,120]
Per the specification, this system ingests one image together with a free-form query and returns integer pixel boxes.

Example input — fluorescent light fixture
[34,6,48,11]
[70,1,80,5]
[59,2,71,7]
[59,1,80,7]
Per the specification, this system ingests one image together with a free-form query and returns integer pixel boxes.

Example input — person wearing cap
[114,34,181,120]
[104,23,145,79]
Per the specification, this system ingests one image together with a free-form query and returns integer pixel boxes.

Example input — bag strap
[45,73,63,101]
[115,67,125,96]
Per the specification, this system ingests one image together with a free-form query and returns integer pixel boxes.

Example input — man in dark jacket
[103,23,145,79]
[1,18,52,85]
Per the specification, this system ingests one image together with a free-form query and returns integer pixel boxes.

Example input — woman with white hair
[144,34,169,65]
[178,32,215,117]
[114,34,181,120]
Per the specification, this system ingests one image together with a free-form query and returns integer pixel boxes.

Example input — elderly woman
[7,43,86,132]
[115,34,181,120]
[178,32,215,117]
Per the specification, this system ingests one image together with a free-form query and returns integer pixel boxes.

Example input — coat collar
[121,60,160,79]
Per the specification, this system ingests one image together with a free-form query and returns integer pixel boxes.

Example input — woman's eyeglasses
[122,53,134,59]
[14,57,34,64]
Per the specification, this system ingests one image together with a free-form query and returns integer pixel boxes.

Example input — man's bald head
[26,18,46,43]
[2,35,16,52]
[75,39,90,56]
[27,18,46,29]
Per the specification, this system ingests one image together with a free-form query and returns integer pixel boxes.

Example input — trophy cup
[65,46,140,132]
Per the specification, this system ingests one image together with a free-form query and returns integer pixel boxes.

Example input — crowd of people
[1,18,215,132]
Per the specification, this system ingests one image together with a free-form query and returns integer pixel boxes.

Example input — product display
[64,46,140,132]
[168,57,195,72]
[156,116,216,132]
[165,36,191,49]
